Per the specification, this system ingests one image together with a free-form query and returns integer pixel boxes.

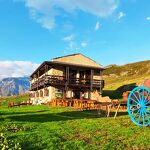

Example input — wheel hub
[138,101,145,108]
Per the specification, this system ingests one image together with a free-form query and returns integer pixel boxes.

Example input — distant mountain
[0,77,30,96]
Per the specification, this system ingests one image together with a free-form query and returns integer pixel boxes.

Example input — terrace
[30,74,105,91]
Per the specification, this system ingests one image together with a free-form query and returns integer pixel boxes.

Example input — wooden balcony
[30,75,104,90]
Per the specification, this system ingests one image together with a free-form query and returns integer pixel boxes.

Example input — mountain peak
[0,77,29,96]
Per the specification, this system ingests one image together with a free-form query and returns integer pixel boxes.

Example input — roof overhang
[30,61,105,78]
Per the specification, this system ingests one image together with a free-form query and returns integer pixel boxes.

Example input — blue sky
[0,0,150,79]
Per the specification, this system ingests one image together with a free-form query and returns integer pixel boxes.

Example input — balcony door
[85,70,91,79]
[69,69,77,78]
[79,71,84,79]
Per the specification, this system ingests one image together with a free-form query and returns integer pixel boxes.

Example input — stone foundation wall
[30,86,56,103]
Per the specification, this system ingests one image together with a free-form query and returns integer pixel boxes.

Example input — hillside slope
[0,77,30,96]
[103,60,150,99]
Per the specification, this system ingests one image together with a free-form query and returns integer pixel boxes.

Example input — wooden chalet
[30,53,105,105]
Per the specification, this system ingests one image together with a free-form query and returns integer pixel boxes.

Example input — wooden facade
[30,54,105,103]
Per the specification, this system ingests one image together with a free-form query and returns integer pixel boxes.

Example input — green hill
[103,60,150,99]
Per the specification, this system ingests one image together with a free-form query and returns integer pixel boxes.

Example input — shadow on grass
[5,110,128,123]
[103,83,137,99]
[0,110,49,116]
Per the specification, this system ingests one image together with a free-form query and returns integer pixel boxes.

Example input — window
[55,88,62,98]
[36,92,39,97]
[40,90,43,97]
[44,89,49,96]
[29,93,35,98]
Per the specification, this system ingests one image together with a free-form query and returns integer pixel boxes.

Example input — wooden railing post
[89,69,94,99]
[99,70,103,95]
[37,71,39,91]
[65,66,69,89]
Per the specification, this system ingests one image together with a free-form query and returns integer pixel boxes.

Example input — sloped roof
[52,53,101,68]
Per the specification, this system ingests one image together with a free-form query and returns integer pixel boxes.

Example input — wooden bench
[8,102,19,107]
[8,101,32,108]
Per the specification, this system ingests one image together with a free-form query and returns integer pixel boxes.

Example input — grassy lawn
[0,105,150,150]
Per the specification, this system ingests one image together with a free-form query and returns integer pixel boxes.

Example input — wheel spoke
[133,109,140,119]
[145,101,150,105]
[138,111,142,124]
[133,92,140,102]
[130,104,138,107]
[131,108,138,112]
[142,88,145,101]
[130,98,138,104]
[142,111,145,125]
[137,89,142,100]
[144,92,149,102]
[144,112,150,123]
[146,110,150,113]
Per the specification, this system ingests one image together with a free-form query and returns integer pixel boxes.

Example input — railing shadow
[5,109,128,123]
[0,110,49,116]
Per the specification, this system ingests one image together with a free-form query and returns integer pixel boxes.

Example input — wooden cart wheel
[127,86,150,126]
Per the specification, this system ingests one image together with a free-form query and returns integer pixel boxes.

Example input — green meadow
[0,96,150,150]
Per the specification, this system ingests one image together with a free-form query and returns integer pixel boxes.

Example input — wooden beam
[65,66,68,80]
[37,71,39,91]
[62,88,66,99]
[67,66,69,83]
[65,66,69,91]
[90,69,93,89]
[80,91,83,100]
[99,70,102,95]
[89,69,94,99]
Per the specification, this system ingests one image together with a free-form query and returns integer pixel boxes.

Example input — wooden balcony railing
[30,75,104,90]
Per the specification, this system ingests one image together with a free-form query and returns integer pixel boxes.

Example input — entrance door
[70,70,77,78]
[69,70,77,84]
[73,90,80,99]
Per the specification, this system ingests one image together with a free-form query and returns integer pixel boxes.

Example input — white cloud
[63,34,78,50]
[95,21,101,31]
[16,0,118,30]
[69,41,78,50]
[63,34,74,42]
[81,42,87,47]
[146,17,150,21]
[118,11,126,19]
[0,61,39,80]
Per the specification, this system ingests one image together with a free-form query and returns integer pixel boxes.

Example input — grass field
[1,104,150,150]
[1,61,150,149]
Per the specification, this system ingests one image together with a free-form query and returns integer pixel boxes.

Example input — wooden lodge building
[30,53,105,104]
